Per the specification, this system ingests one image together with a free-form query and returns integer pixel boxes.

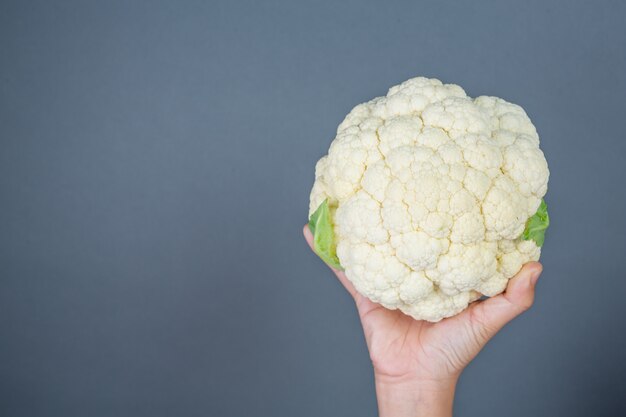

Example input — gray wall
[1,0,625,416]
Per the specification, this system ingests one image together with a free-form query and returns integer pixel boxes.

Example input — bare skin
[304,225,542,417]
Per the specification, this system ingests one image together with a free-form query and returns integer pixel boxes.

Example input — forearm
[375,374,458,417]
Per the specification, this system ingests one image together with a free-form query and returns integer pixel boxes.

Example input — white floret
[309,76,549,321]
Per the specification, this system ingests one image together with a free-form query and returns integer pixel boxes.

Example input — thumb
[468,262,543,342]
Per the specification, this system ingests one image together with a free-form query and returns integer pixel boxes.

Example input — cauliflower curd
[308,76,550,322]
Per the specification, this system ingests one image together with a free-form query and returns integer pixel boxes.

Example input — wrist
[374,373,458,417]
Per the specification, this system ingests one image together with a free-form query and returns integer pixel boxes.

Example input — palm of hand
[355,294,485,382]
[304,225,541,383]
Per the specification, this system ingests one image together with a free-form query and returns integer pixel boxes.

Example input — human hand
[304,225,542,417]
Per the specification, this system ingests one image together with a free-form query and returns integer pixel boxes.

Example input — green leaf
[522,199,550,247]
[308,199,343,270]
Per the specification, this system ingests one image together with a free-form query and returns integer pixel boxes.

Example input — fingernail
[530,269,541,286]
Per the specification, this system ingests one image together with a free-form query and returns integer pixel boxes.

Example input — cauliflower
[308,76,550,322]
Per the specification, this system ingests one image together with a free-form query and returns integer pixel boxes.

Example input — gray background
[1,0,625,416]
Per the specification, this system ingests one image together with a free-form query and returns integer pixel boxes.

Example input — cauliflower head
[308,76,550,322]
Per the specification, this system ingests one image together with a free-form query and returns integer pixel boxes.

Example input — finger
[303,224,358,299]
[468,262,543,342]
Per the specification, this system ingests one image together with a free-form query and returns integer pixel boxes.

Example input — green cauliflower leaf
[308,199,343,270]
[522,199,550,247]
